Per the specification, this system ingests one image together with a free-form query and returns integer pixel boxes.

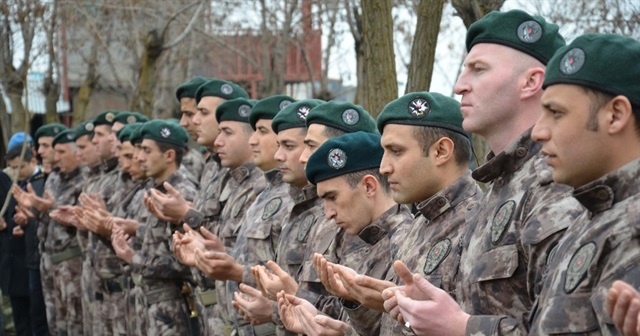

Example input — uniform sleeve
[182,207,206,229]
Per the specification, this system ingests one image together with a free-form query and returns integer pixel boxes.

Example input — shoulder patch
[423,238,452,275]
[262,197,282,220]
[564,242,596,293]
[491,200,516,244]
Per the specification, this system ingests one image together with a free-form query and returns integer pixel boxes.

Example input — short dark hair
[156,142,185,166]
[6,145,35,161]
[411,126,471,166]
[344,168,391,194]
[581,87,640,134]
[323,125,347,139]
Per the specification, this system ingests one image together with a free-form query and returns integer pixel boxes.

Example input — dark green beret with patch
[129,122,146,145]
[195,79,249,103]
[113,111,148,125]
[249,95,296,130]
[271,99,325,133]
[117,122,143,143]
[306,132,383,185]
[73,120,95,140]
[176,76,209,101]
[93,110,121,126]
[215,98,255,124]
[543,33,640,108]
[306,101,378,134]
[35,123,67,140]
[377,92,468,138]
[139,120,188,148]
[52,129,76,146]
[466,9,565,65]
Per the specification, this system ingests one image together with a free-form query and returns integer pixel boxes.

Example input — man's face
[453,43,522,137]
[194,96,225,147]
[109,122,125,157]
[8,156,36,181]
[532,84,609,188]
[180,98,199,140]
[300,124,330,166]
[318,176,371,235]
[37,137,55,165]
[75,135,101,167]
[248,119,279,171]
[132,144,146,178]
[92,124,113,160]
[214,121,253,169]
[54,143,79,173]
[380,124,438,204]
[138,139,168,179]
[274,128,308,188]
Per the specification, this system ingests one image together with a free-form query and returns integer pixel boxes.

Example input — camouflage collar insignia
[517,20,542,43]
[491,200,516,244]
[341,108,360,125]
[297,214,315,241]
[564,242,596,293]
[262,197,282,220]
[424,238,452,275]
[231,194,247,218]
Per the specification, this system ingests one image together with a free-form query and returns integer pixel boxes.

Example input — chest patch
[297,214,315,242]
[491,200,516,244]
[423,238,451,275]
[262,197,282,220]
[231,195,247,218]
[564,242,596,293]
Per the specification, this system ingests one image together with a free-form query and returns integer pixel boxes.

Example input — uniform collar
[289,184,317,204]
[573,158,640,214]
[358,204,406,245]
[229,162,256,184]
[416,171,479,221]
[472,128,541,183]
[154,171,182,191]
[60,167,82,181]
[264,169,284,187]
[102,156,119,173]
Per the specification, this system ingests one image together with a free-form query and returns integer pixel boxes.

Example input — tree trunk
[72,43,99,126]
[9,92,30,136]
[360,0,397,118]
[130,30,163,117]
[451,0,505,167]
[0,97,10,154]
[405,0,445,93]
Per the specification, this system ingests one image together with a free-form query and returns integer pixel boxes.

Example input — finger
[608,287,620,318]
[199,226,219,241]
[356,274,395,292]
[411,273,438,300]
[393,260,415,286]
[163,181,182,197]
[266,260,289,278]
[315,315,351,333]
[239,283,262,297]
[623,298,640,336]
[233,291,252,307]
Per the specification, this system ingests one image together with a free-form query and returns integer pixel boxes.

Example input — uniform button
[515,147,527,158]
[597,189,609,200]
[436,197,446,207]
[369,226,380,236]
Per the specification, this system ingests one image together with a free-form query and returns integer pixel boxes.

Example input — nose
[531,115,550,143]
[299,147,311,165]
[179,114,190,127]
[453,71,470,96]
[379,153,392,175]
[324,205,336,220]
[274,146,284,162]
[248,131,258,146]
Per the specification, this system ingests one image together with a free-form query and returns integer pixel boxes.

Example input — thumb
[393,260,414,286]
[199,226,219,241]
[412,273,438,300]
[27,183,34,194]
[238,283,261,297]
[163,181,180,197]
[266,260,288,277]
[44,191,54,200]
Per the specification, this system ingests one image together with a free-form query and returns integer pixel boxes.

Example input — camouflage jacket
[43,167,84,253]
[36,169,61,250]
[77,164,101,252]
[457,130,584,336]
[214,162,266,325]
[183,154,229,231]
[130,171,197,289]
[182,147,205,184]
[528,158,640,335]
[379,172,482,335]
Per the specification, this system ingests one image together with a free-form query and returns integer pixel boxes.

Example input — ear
[431,137,455,167]
[361,175,378,197]
[520,67,545,100]
[606,95,634,135]
[164,148,177,164]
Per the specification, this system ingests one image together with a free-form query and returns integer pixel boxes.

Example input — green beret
[543,33,640,108]
[466,9,565,65]
[93,110,121,126]
[113,112,148,125]
[52,130,76,146]
[306,101,378,134]
[306,132,383,185]
[129,122,146,145]
[117,122,143,143]
[73,120,95,140]
[377,92,468,138]
[215,98,255,124]
[195,79,249,103]
[35,123,67,140]
[249,95,296,129]
[139,120,188,148]
[271,99,325,133]
[176,76,209,101]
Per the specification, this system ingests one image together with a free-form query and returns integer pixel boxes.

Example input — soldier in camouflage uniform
[377,10,584,336]
[112,120,197,335]
[190,97,267,334]
[43,130,85,335]
[527,33,640,335]
[296,131,412,336]
[186,95,295,336]
[177,77,209,181]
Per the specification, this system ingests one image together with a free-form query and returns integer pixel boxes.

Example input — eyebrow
[318,190,335,199]
[303,139,315,145]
